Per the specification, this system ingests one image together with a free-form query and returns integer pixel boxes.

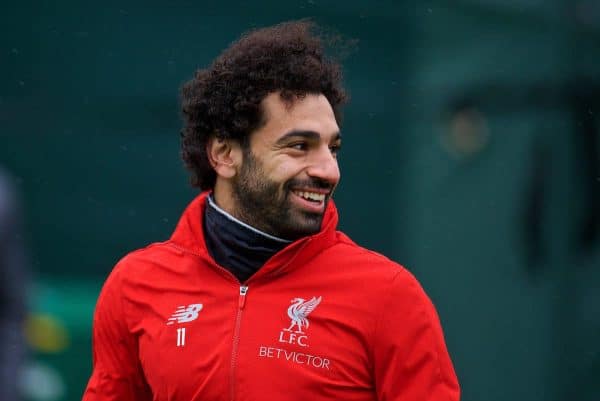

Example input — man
[83,20,459,400]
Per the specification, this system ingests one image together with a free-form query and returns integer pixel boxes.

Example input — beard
[230,150,332,240]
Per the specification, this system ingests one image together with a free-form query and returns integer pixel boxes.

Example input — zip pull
[238,285,248,309]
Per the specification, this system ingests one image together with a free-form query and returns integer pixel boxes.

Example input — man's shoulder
[325,232,430,303]
[122,240,178,262]
[329,231,408,275]
[106,240,183,284]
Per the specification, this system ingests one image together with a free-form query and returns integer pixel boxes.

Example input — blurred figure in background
[0,167,27,401]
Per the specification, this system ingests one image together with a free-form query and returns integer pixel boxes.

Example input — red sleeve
[372,269,460,401]
[82,264,152,401]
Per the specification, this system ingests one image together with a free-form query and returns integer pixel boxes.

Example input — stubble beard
[230,151,326,241]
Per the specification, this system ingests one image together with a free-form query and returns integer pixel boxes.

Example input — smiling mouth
[291,190,327,203]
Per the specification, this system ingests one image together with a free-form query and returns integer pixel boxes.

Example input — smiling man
[83,21,460,401]
[217,92,341,240]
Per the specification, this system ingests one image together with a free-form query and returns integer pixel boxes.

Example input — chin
[288,216,323,238]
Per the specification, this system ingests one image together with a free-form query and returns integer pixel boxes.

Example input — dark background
[1,1,599,400]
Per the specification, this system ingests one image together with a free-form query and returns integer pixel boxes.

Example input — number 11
[177,327,186,347]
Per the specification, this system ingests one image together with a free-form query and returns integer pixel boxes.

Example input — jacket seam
[370,268,447,395]
[404,271,446,392]
[368,270,401,374]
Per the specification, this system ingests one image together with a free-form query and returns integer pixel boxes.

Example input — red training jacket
[83,192,460,400]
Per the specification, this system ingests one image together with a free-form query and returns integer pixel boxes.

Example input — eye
[329,143,342,156]
[289,142,308,151]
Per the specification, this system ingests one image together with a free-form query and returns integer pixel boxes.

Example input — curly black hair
[180,20,348,189]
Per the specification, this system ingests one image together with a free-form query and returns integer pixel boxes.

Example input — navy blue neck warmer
[202,195,291,283]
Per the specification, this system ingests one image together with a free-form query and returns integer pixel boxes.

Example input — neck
[207,196,289,243]
[212,180,237,218]
[203,193,290,282]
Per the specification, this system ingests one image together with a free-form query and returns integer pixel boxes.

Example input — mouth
[290,189,330,213]
[292,190,327,203]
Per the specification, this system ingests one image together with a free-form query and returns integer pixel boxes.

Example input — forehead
[255,92,340,142]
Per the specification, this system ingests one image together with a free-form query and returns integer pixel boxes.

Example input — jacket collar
[169,191,339,281]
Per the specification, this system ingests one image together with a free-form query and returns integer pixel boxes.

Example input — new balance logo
[167,303,203,325]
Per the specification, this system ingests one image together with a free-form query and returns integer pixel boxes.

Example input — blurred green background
[1,1,599,400]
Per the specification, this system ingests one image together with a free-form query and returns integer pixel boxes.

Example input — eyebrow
[275,130,342,145]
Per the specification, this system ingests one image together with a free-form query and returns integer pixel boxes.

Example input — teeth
[295,191,326,202]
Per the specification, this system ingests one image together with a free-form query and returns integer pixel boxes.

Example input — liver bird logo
[284,296,322,334]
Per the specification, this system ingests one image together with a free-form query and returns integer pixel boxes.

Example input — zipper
[238,285,248,308]
[230,285,248,401]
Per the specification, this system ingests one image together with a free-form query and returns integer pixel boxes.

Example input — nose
[305,146,340,186]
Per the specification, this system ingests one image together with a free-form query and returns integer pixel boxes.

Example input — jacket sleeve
[82,265,152,401]
[372,269,460,401]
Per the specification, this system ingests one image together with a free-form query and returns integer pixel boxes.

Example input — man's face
[231,92,341,240]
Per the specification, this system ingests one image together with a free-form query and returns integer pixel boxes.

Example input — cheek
[264,159,303,184]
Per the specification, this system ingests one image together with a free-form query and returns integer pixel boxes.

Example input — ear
[206,136,242,179]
